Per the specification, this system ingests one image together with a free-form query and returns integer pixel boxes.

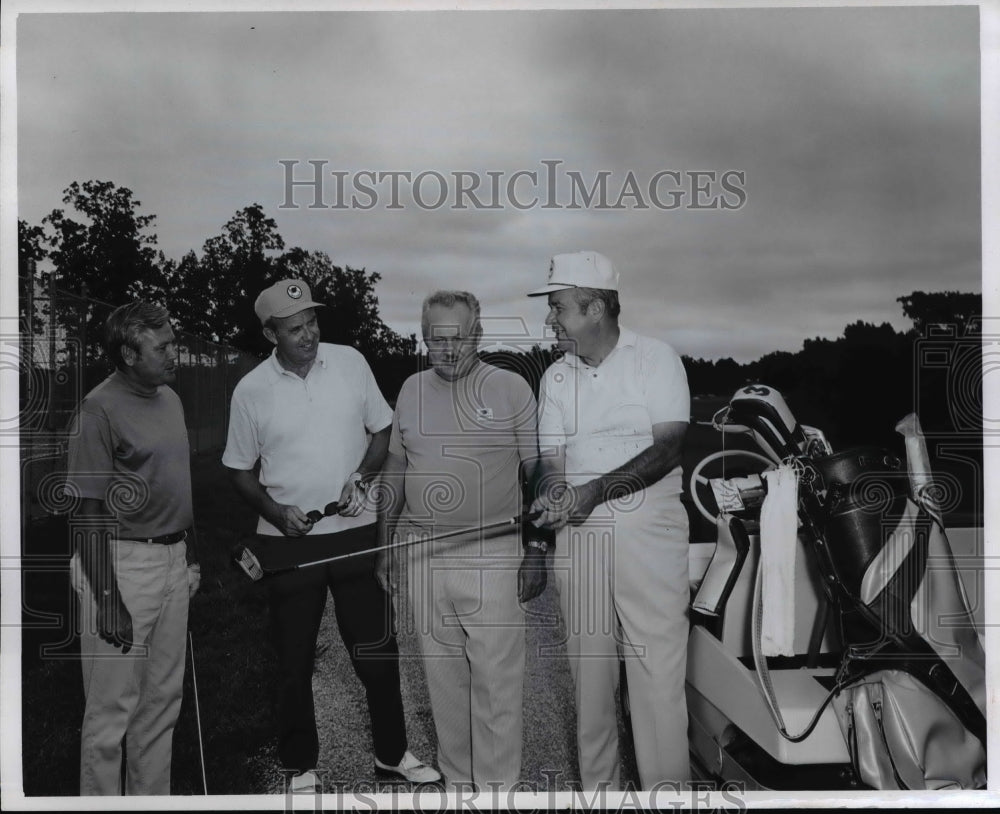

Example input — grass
[17,411,735,796]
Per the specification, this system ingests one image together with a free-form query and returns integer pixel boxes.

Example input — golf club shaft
[294,511,540,571]
[188,632,208,795]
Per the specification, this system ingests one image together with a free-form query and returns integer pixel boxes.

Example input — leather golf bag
[806,449,986,788]
[717,387,986,789]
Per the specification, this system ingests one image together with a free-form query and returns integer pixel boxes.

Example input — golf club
[233,510,541,582]
[187,631,208,794]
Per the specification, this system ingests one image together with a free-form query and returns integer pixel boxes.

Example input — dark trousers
[262,524,407,772]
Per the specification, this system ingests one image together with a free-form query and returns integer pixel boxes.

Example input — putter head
[233,545,265,582]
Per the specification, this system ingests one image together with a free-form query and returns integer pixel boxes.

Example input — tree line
[19,180,416,361]
[19,180,981,449]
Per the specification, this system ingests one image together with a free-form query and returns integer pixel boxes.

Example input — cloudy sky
[12,2,985,361]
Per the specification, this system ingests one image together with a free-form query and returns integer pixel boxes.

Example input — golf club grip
[420,509,543,541]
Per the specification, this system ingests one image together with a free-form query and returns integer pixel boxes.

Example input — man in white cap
[527,252,691,789]
[223,279,439,791]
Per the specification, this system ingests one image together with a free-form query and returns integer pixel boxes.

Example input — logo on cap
[287,284,303,299]
[548,259,555,280]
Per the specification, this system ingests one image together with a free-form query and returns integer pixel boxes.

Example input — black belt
[120,530,188,545]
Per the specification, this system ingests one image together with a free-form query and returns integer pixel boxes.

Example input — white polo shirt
[223,343,393,536]
[537,327,689,514]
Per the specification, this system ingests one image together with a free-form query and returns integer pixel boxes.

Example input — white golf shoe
[374,750,441,784]
[288,770,319,793]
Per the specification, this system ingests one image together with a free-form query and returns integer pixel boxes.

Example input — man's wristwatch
[526,539,549,554]
[348,472,369,492]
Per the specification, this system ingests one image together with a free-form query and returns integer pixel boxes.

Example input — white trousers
[407,531,526,790]
[70,540,190,795]
[552,509,690,790]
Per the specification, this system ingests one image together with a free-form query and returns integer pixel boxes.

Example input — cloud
[15,6,980,362]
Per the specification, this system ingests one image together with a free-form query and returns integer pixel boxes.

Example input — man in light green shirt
[378,290,544,791]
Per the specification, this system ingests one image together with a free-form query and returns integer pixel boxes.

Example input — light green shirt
[390,362,537,531]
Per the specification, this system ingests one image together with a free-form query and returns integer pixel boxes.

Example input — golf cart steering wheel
[689,449,776,525]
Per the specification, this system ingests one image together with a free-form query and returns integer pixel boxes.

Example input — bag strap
[750,558,846,742]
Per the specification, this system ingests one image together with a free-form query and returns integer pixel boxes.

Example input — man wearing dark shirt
[66,301,199,795]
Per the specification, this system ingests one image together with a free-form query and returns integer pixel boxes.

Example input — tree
[683,356,746,398]
[192,204,285,353]
[164,250,213,340]
[897,291,981,336]
[478,347,553,395]
[18,219,47,272]
[152,205,416,368]
[39,181,171,361]
[18,219,48,332]
[897,291,982,439]
[42,180,168,302]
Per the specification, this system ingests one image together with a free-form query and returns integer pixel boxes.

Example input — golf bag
[695,384,986,790]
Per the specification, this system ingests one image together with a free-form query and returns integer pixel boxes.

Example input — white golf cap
[527,251,619,297]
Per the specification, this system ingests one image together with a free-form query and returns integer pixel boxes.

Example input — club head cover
[232,545,265,582]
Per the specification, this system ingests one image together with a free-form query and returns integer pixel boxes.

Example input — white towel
[759,465,799,657]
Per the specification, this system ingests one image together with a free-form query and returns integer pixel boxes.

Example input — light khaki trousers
[552,509,690,790]
[70,540,189,795]
[407,531,526,791]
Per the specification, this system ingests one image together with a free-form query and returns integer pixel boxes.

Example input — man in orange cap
[223,279,439,791]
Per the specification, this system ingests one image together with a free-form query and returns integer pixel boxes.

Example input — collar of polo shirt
[267,344,329,375]
[559,326,638,368]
